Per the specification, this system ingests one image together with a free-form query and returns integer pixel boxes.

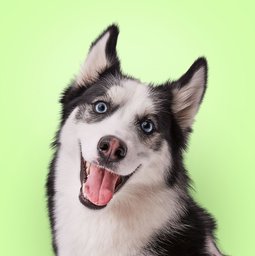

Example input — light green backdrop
[0,1,254,255]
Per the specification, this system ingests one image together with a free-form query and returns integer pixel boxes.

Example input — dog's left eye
[94,101,108,114]
[140,120,155,135]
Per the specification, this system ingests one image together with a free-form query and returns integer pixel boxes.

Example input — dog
[46,24,223,256]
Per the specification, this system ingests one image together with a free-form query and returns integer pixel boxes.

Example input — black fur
[141,61,219,255]
[46,24,222,256]
[172,57,208,108]
[46,145,58,254]
[90,24,119,64]
[75,76,122,123]
[78,24,121,87]
[144,200,217,256]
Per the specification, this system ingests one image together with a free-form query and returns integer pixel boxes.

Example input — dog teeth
[85,163,91,176]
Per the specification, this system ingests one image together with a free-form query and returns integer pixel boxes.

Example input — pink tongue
[84,164,119,206]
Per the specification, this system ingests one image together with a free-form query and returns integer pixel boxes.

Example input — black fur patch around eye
[135,116,163,151]
[76,103,119,123]
[75,77,121,123]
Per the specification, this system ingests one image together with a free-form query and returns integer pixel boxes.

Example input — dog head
[59,25,207,209]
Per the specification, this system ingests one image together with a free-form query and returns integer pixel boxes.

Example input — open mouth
[79,154,141,210]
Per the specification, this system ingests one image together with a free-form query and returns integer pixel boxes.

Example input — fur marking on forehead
[107,79,156,116]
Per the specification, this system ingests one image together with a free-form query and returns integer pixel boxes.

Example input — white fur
[52,25,219,255]
[55,111,184,256]
[172,67,206,129]
[54,82,185,256]
[78,80,164,177]
[76,32,111,85]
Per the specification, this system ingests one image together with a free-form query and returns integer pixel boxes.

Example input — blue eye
[94,101,108,114]
[140,120,155,134]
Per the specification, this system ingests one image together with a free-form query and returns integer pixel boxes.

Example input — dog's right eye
[94,101,108,114]
[140,119,155,135]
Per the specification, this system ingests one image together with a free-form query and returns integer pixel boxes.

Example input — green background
[0,1,254,255]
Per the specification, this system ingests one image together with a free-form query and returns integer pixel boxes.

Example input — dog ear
[76,24,120,86]
[171,57,208,130]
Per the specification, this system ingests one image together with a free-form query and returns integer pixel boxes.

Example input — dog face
[76,78,165,174]
[59,25,207,209]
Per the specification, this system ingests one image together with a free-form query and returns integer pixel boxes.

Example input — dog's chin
[79,155,141,210]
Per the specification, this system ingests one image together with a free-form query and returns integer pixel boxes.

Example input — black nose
[97,135,127,162]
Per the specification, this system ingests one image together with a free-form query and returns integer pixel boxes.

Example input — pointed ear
[76,24,120,86]
[171,57,208,130]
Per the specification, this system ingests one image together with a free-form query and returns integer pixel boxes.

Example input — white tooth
[88,163,91,174]
[82,184,87,197]
[85,164,91,176]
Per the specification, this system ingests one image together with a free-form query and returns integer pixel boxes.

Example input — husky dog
[46,25,223,256]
